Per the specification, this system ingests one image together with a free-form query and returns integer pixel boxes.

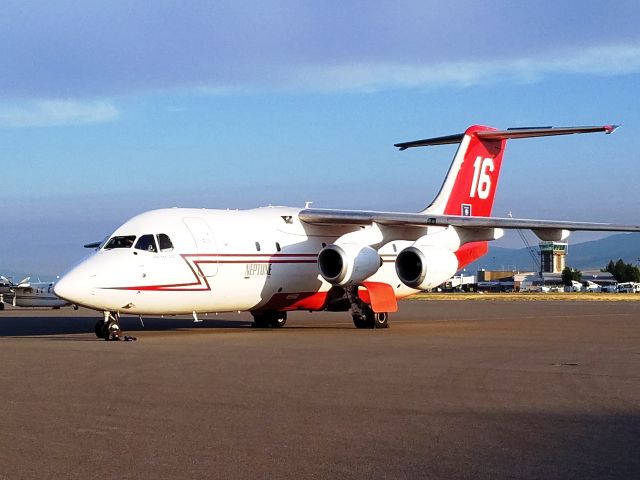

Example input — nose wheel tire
[94,320,121,339]
[94,320,106,339]
[105,321,121,340]
[95,312,122,340]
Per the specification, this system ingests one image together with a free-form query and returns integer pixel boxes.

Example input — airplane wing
[299,208,640,233]
[0,276,31,288]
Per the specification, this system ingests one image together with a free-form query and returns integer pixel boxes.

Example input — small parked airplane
[54,124,640,339]
[0,276,70,309]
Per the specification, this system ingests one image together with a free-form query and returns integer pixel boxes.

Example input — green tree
[561,267,582,287]
[604,259,640,282]
[624,264,640,283]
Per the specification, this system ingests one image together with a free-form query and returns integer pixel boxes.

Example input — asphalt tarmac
[0,300,639,480]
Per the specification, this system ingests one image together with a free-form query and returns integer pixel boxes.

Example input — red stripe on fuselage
[105,252,319,291]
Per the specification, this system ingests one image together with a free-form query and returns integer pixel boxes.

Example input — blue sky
[1,0,639,276]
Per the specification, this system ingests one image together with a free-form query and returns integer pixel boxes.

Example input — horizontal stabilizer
[477,125,618,140]
[394,133,465,150]
[395,125,618,150]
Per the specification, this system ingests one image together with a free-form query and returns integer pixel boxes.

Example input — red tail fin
[392,124,618,218]
[425,125,506,217]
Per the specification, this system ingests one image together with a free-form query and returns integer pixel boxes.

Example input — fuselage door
[183,217,218,276]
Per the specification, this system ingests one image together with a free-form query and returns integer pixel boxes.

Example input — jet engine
[395,245,458,290]
[317,243,381,286]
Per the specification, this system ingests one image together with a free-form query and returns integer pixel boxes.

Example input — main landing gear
[251,311,287,328]
[95,311,121,340]
[352,309,388,329]
[346,286,389,329]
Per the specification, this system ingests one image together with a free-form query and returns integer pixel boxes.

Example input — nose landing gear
[95,311,121,340]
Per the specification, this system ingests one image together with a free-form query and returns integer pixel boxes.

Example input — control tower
[539,241,568,273]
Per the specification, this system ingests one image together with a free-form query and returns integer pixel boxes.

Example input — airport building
[468,270,617,292]
[540,241,568,273]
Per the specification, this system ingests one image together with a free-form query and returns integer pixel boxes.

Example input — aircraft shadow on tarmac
[408,412,640,480]
[0,314,255,338]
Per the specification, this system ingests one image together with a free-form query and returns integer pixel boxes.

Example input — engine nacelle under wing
[395,245,458,290]
[317,243,381,286]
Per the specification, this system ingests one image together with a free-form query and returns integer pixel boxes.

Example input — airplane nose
[53,274,76,303]
[54,267,92,305]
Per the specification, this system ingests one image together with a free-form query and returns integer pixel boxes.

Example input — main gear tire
[252,312,286,328]
[373,312,389,329]
[270,314,287,328]
[95,320,107,339]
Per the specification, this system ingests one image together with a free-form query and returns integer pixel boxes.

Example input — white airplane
[0,276,70,309]
[54,124,640,339]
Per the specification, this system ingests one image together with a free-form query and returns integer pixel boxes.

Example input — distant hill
[465,233,640,272]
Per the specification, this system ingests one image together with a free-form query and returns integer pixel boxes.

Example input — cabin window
[135,234,158,252]
[157,233,174,252]
[104,235,136,249]
[276,242,281,252]
[255,242,261,252]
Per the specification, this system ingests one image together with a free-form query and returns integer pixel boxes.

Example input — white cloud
[1,46,638,111]
[287,44,640,93]
[0,100,118,127]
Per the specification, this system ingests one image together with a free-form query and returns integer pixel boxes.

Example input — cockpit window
[103,235,136,250]
[97,235,109,250]
[135,234,158,252]
[157,233,174,252]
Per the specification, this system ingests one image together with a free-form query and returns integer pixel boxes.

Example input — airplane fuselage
[57,207,420,315]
